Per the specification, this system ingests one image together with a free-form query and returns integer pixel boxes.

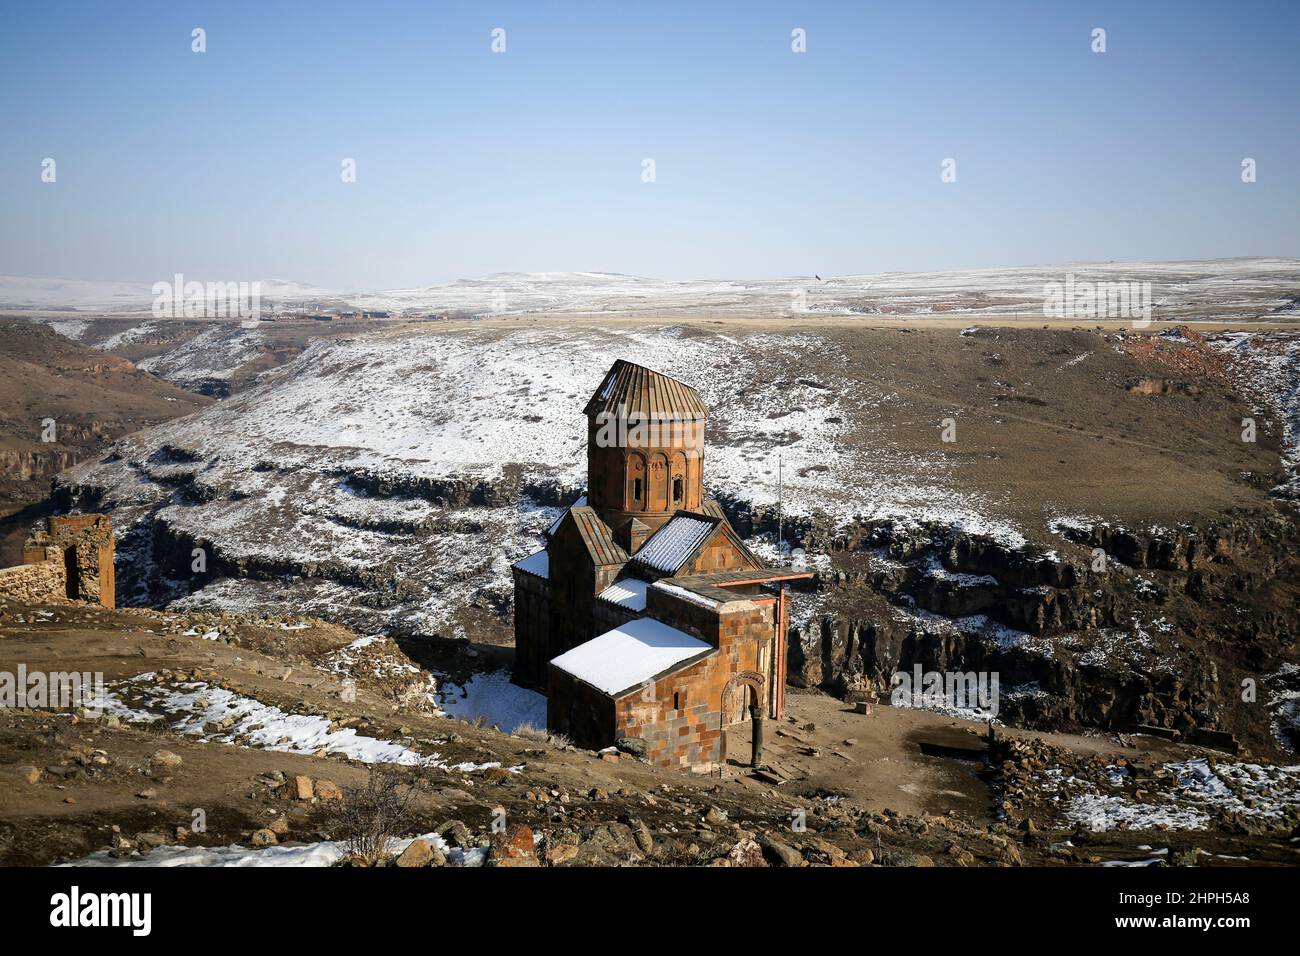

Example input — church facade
[511,359,808,773]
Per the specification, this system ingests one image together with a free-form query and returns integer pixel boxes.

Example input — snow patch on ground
[62,831,488,868]
[435,671,546,733]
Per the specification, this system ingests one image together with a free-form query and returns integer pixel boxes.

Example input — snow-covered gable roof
[550,617,712,697]
[632,514,718,573]
[597,577,648,612]
[512,549,548,579]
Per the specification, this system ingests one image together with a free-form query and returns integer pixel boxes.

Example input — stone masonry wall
[0,560,68,604]
[609,599,779,772]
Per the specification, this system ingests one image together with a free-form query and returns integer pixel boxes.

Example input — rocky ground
[2,597,1296,868]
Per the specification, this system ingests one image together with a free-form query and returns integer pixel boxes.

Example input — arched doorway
[720,671,765,769]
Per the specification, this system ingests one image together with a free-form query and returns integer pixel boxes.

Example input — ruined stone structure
[512,360,809,773]
[0,514,117,608]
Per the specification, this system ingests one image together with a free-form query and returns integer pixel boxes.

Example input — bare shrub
[328,768,417,865]
[514,722,571,747]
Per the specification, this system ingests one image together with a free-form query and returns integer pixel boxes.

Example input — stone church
[512,359,808,773]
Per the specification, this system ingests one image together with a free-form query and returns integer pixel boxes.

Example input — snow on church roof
[597,577,648,611]
[550,617,712,697]
[632,515,717,573]
[512,549,549,579]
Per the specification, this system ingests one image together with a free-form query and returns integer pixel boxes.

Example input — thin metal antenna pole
[777,453,783,567]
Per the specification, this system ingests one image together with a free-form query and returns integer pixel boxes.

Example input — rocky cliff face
[783,510,1299,758]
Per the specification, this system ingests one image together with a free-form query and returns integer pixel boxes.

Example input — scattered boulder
[292,775,314,800]
[250,828,278,847]
[758,834,806,867]
[488,824,538,867]
[725,838,766,867]
[314,779,343,802]
[545,843,579,865]
[436,819,472,849]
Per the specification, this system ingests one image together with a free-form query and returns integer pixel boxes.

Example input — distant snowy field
[5,257,1299,319]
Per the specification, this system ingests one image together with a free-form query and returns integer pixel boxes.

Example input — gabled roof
[550,617,713,697]
[630,513,720,574]
[695,498,728,521]
[714,518,764,569]
[512,549,549,580]
[562,506,629,567]
[691,499,764,569]
[545,494,587,538]
[583,359,709,421]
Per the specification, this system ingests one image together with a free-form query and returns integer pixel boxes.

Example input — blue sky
[1,0,1296,288]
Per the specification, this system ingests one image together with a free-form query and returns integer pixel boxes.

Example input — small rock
[269,817,290,836]
[135,788,157,800]
[136,832,169,850]
[292,775,314,800]
[704,805,728,826]
[629,818,654,853]
[250,828,278,847]
[395,838,435,867]
[151,750,183,768]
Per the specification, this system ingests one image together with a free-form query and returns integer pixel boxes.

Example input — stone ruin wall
[0,514,115,608]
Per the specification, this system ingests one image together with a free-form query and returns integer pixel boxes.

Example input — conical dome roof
[582,359,709,421]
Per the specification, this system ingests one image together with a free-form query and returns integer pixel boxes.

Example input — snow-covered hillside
[58,323,1021,636]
